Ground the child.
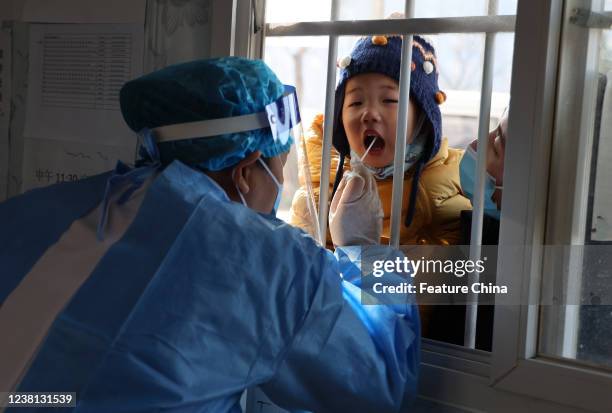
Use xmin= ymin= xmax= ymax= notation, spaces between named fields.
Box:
xmin=291 ymin=34 xmax=470 ymax=246
xmin=290 ymin=34 xmax=471 ymax=338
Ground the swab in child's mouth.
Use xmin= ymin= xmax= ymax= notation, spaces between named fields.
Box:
xmin=361 ymin=136 xmax=378 ymax=162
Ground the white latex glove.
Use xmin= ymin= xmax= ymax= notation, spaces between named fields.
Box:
xmin=329 ymin=158 xmax=384 ymax=246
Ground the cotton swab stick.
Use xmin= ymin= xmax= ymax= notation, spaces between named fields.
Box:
xmin=360 ymin=136 xmax=378 ymax=162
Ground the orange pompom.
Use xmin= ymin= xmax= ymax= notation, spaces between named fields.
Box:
xmin=371 ymin=35 xmax=388 ymax=46
xmin=435 ymin=90 xmax=447 ymax=104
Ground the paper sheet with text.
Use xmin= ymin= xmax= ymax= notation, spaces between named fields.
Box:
xmin=24 ymin=23 xmax=143 ymax=145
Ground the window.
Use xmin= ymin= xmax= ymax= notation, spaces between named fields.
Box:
xmin=537 ymin=3 xmax=612 ymax=369
xmin=263 ymin=0 xmax=517 ymax=356
xmin=239 ymin=0 xmax=612 ymax=411
xmin=263 ymin=0 xmax=515 ymax=234
xmin=262 ymin=0 xmax=516 ymax=348
xmin=490 ymin=0 xmax=612 ymax=411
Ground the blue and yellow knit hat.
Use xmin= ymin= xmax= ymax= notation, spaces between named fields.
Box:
xmin=332 ymin=34 xmax=445 ymax=161
xmin=120 ymin=57 xmax=293 ymax=171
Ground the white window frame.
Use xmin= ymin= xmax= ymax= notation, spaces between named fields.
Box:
xmin=226 ymin=0 xmax=612 ymax=411
xmin=211 ymin=0 xmax=266 ymax=59
xmin=490 ymin=0 xmax=612 ymax=412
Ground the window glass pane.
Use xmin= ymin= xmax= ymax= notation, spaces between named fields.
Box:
xmin=498 ymin=0 xmax=519 ymax=14
xmin=414 ymin=0 xmax=487 ymax=17
xmin=434 ymin=33 xmax=512 ymax=148
xmin=267 ymin=0 xmax=518 ymax=22
xmin=337 ymin=0 xmax=517 ymax=19
xmin=264 ymin=32 xmax=512 ymax=221
xmin=266 ymin=33 xmax=512 ymax=153
xmin=538 ymin=4 xmax=612 ymax=369
xmin=263 ymin=36 xmax=330 ymax=222
xmin=263 ymin=1 xmax=513 ymax=349
xmin=602 ymin=28 xmax=612 ymax=74
xmin=578 ymin=26 xmax=612 ymax=369
xmin=265 ymin=0 xmax=331 ymax=23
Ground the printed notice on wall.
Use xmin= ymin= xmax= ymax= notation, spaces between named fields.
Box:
xmin=22 ymin=0 xmax=146 ymax=24
xmin=24 ymin=23 xmax=143 ymax=145
xmin=0 ymin=25 xmax=12 ymax=201
xmin=21 ymin=137 xmax=137 ymax=192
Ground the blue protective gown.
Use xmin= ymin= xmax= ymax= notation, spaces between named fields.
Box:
xmin=0 ymin=160 xmax=420 ymax=413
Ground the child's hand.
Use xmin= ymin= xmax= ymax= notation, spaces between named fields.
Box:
xmin=329 ymin=159 xmax=383 ymax=246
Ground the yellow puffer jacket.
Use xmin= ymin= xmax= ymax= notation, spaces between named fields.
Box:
xmin=289 ymin=114 xmax=472 ymax=246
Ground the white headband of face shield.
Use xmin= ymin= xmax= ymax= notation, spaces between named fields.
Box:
xmin=151 ymin=85 xmax=300 ymax=145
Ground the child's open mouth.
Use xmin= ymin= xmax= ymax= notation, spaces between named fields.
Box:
xmin=363 ymin=131 xmax=385 ymax=156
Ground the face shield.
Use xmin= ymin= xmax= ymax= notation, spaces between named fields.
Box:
xmin=266 ymin=88 xmax=323 ymax=245
xmin=278 ymin=124 xmax=324 ymax=246
xmin=148 ymin=85 xmax=323 ymax=245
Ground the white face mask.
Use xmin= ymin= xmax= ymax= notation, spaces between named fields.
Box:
xmin=234 ymin=158 xmax=283 ymax=216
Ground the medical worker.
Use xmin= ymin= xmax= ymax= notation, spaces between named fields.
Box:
xmin=0 ymin=57 xmax=419 ymax=413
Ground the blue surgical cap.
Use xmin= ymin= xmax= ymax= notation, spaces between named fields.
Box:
xmin=120 ymin=57 xmax=292 ymax=171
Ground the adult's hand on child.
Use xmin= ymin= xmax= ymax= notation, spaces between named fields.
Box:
xmin=329 ymin=158 xmax=383 ymax=246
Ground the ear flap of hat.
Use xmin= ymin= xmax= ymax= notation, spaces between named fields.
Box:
xmin=332 ymin=83 xmax=351 ymax=156
xmin=412 ymin=106 xmax=438 ymax=161
xmin=410 ymin=35 xmax=443 ymax=162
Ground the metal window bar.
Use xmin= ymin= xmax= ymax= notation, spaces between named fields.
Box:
xmin=318 ymin=0 xmax=340 ymax=243
xmin=464 ymin=0 xmax=499 ymax=350
xmin=266 ymin=15 xmax=516 ymax=37
xmin=570 ymin=8 xmax=612 ymax=28
xmin=265 ymin=2 xmax=511 ymax=350
xmin=390 ymin=0 xmax=415 ymax=248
